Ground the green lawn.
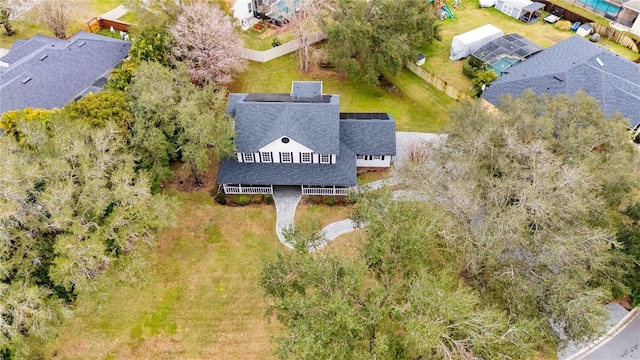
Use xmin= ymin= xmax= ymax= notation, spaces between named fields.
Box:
xmin=45 ymin=188 xmax=281 ymax=359
xmin=229 ymin=53 xmax=456 ymax=132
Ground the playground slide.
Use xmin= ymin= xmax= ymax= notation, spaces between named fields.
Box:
xmin=443 ymin=4 xmax=454 ymax=18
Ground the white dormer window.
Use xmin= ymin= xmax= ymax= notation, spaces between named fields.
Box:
xmin=320 ymin=154 xmax=331 ymax=164
xmin=261 ymin=152 xmax=272 ymax=163
xmin=301 ymin=153 xmax=312 ymax=163
xmin=281 ymin=152 xmax=292 ymax=163
xmin=243 ymin=153 xmax=254 ymax=162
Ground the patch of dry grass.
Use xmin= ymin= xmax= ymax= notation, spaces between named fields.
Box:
xmin=46 ymin=189 xmax=281 ymax=359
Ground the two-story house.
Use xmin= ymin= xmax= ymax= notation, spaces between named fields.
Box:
xmin=216 ymin=81 xmax=396 ymax=195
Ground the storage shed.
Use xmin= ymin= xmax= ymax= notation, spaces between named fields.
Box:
xmin=495 ymin=0 xmax=534 ymax=20
xmin=449 ymin=24 xmax=504 ymax=60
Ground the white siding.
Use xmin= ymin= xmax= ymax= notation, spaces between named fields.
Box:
xmin=232 ymin=0 xmax=254 ymax=21
xmin=356 ymin=155 xmax=391 ymax=168
xmin=257 ymin=136 xmax=336 ymax=164
xmin=259 ymin=136 xmax=314 ymax=163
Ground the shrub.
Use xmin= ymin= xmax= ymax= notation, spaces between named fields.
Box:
xmin=462 ymin=63 xmax=478 ymax=79
xmin=271 ymin=37 xmax=282 ymax=47
xmin=214 ymin=191 xmax=226 ymax=205
xmin=237 ymin=195 xmax=250 ymax=205
xmin=346 ymin=190 xmax=359 ymax=204
xmin=555 ymin=20 xmax=572 ymax=31
xmin=471 ymin=70 xmax=498 ymax=97
xmin=325 ymin=197 xmax=335 ymax=206
xmin=264 ymin=194 xmax=273 ymax=204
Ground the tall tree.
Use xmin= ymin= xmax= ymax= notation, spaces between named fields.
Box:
xmin=126 ymin=62 xmax=234 ymax=188
xmin=34 ymin=0 xmax=74 ymax=39
xmin=169 ymin=1 xmax=246 ymax=85
xmin=321 ymin=0 xmax=439 ymax=85
xmin=261 ymin=194 xmax=539 ymax=359
xmin=401 ymin=91 xmax=640 ymax=345
xmin=283 ymin=0 xmax=325 ymax=72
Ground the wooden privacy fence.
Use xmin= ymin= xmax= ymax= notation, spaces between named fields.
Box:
xmin=405 ymin=63 xmax=471 ymax=102
xmin=590 ymin=23 xmax=639 ymax=52
xmin=241 ymin=31 xmax=326 ymax=62
xmin=83 ymin=18 xmax=130 ymax=34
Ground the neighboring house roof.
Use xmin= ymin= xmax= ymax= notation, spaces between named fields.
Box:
xmin=217 ymin=142 xmax=357 ymax=186
xmin=233 ymin=93 xmax=341 ymax=154
xmin=339 ymin=114 xmax=397 ymax=155
xmin=0 ymin=31 xmax=131 ymax=114
xmin=482 ymin=36 xmax=640 ymax=129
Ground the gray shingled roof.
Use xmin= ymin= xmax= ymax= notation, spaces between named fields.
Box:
xmin=0 ymin=32 xmax=131 ymax=114
xmin=340 ymin=118 xmax=397 ymax=155
xmin=216 ymin=141 xmax=357 ymax=186
xmin=482 ymin=36 xmax=640 ymax=129
xmin=234 ymin=95 xmax=341 ymax=154
xmin=291 ymin=81 xmax=322 ymax=98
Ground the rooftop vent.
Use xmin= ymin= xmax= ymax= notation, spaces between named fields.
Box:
xmin=77 ymin=41 xmax=86 ymax=47
xmin=595 ymin=57 xmax=604 ymax=67
xmin=21 ymin=76 xmax=32 ymax=84
xmin=38 ymin=54 xmax=48 ymax=61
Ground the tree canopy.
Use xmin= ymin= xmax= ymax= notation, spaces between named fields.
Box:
xmin=0 ymin=111 xmax=172 ymax=357
xmin=402 ymin=91 xmax=640 ymax=345
xmin=261 ymin=196 xmax=538 ymax=359
xmin=321 ymin=0 xmax=440 ymax=85
xmin=126 ymin=62 xmax=235 ymax=188
xmin=169 ymin=1 xmax=246 ymax=85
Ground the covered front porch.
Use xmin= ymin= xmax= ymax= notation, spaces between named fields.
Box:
xmin=222 ymin=184 xmax=352 ymax=196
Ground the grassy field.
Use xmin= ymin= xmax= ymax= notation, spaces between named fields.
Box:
xmin=229 ymin=53 xmax=456 ymax=133
xmin=46 ymin=188 xmax=282 ymax=359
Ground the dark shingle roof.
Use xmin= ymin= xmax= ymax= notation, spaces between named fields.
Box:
xmin=482 ymin=36 xmax=640 ymax=129
xmin=291 ymin=81 xmax=322 ymax=98
xmin=340 ymin=117 xmax=397 ymax=155
xmin=0 ymin=35 xmax=61 ymax=64
xmin=0 ymin=32 xmax=131 ymax=114
xmin=216 ymin=141 xmax=357 ymax=186
xmin=234 ymin=95 xmax=341 ymax=154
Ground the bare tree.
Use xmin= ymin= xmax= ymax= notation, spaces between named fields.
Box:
xmin=34 ymin=0 xmax=74 ymax=39
xmin=283 ymin=0 xmax=325 ymax=72
xmin=0 ymin=0 xmax=25 ymax=36
xmin=169 ymin=1 xmax=246 ymax=86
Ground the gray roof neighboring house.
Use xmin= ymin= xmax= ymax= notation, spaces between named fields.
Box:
xmin=482 ymin=36 xmax=640 ymax=130
xmin=233 ymin=94 xmax=341 ymax=154
xmin=217 ymin=141 xmax=357 ymax=186
xmin=0 ymin=31 xmax=131 ymax=114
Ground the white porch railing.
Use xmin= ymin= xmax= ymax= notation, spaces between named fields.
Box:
xmin=302 ymin=186 xmax=350 ymax=196
xmin=224 ymin=184 xmax=273 ymax=194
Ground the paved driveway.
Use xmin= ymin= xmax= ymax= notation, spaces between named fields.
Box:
xmin=582 ymin=310 xmax=640 ymax=360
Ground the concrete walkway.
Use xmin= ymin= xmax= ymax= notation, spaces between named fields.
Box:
xmin=272 ymin=186 xmax=302 ymax=249
xmin=99 ymin=5 xmax=128 ymax=21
